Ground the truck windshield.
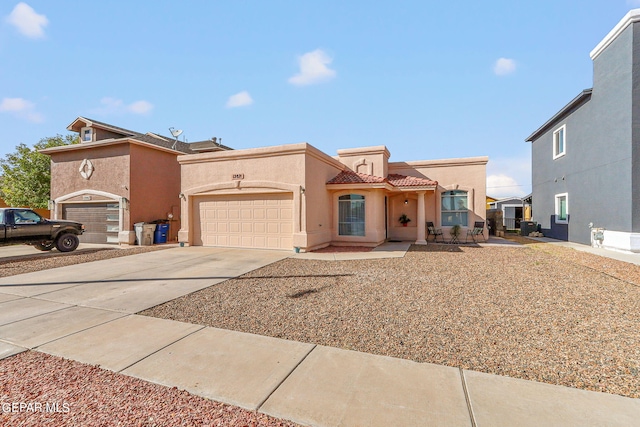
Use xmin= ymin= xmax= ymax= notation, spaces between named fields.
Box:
xmin=0 ymin=211 xmax=3 ymax=223
xmin=13 ymin=209 xmax=42 ymax=224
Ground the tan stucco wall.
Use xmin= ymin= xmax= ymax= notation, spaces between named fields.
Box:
xmin=129 ymin=144 xmax=182 ymax=241
xmin=179 ymin=142 xmax=488 ymax=249
xmin=178 ymin=144 xmax=313 ymax=247
xmin=389 ymin=156 xmax=488 ymax=238
xmin=303 ymin=150 xmax=344 ymax=249
xmin=336 ymin=146 xmax=390 ymax=178
xmin=49 ymin=144 xmax=130 ymax=201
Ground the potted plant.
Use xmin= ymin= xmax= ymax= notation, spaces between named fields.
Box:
xmin=398 ymin=214 xmax=411 ymax=227
xmin=450 ymin=224 xmax=462 ymax=240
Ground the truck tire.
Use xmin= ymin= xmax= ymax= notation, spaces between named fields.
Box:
xmin=55 ymin=233 xmax=79 ymax=252
xmin=34 ymin=241 xmax=55 ymax=251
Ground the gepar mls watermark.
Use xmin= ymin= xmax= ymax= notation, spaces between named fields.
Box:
xmin=1 ymin=401 xmax=70 ymax=413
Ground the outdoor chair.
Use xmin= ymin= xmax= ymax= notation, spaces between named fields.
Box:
xmin=466 ymin=221 xmax=486 ymax=243
xmin=426 ymin=221 xmax=444 ymax=243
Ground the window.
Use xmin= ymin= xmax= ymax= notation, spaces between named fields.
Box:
xmin=441 ymin=190 xmax=468 ymax=226
xmin=81 ymin=127 xmax=93 ymax=143
xmin=553 ymin=125 xmax=566 ymax=159
xmin=555 ymin=193 xmax=568 ymax=223
xmin=338 ymin=194 xmax=365 ymax=236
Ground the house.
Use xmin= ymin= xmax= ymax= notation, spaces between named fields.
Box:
xmin=486 ymin=195 xmax=498 ymax=210
xmin=40 ymin=117 xmax=230 ymax=244
xmin=177 ymin=144 xmax=488 ymax=251
xmin=526 ymin=9 xmax=640 ymax=252
xmin=488 ymin=196 xmax=531 ymax=231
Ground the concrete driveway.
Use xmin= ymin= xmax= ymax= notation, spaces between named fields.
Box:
xmin=0 ymin=246 xmax=290 ymax=313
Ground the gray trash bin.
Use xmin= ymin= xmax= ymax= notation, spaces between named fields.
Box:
xmin=134 ymin=222 xmax=156 ymax=246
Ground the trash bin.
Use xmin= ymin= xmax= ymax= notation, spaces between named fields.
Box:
xmin=134 ymin=222 xmax=156 ymax=246
xmin=154 ymin=223 xmax=169 ymax=244
xmin=520 ymin=221 xmax=537 ymax=236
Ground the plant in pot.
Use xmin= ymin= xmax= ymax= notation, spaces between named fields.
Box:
xmin=398 ymin=214 xmax=411 ymax=227
xmin=450 ymin=224 xmax=462 ymax=239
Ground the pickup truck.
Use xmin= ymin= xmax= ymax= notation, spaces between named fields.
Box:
xmin=0 ymin=208 xmax=84 ymax=252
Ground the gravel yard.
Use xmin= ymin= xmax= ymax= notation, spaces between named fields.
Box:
xmin=142 ymin=242 xmax=640 ymax=399
xmin=0 ymin=351 xmax=301 ymax=427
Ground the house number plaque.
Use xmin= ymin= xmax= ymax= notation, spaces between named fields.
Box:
xmin=232 ymin=174 xmax=244 ymax=180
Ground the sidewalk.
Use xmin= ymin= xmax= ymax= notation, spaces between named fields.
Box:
xmin=1 ymin=245 xmax=639 ymax=426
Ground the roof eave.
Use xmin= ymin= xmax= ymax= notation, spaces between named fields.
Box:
xmin=525 ymin=89 xmax=592 ymax=142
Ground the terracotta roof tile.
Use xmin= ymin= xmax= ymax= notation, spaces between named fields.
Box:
xmin=327 ymin=170 xmax=387 ymax=184
xmin=387 ymin=173 xmax=438 ymax=187
xmin=327 ymin=170 xmax=438 ymax=188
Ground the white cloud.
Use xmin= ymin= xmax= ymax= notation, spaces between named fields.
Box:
xmin=486 ymin=157 xmax=531 ymax=198
xmin=0 ymin=97 xmax=32 ymax=112
xmin=128 ymin=100 xmax=154 ymax=114
xmin=288 ymin=49 xmax=336 ymax=86
xmin=6 ymin=2 xmax=48 ymax=39
xmin=226 ymin=91 xmax=254 ymax=108
xmin=493 ymin=57 xmax=516 ymax=76
xmin=487 ymin=174 xmax=524 ymax=199
xmin=0 ymin=97 xmax=43 ymax=122
xmin=92 ymin=97 xmax=154 ymax=115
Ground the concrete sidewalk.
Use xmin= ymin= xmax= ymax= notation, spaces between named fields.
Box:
xmin=0 ymin=245 xmax=639 ymax=426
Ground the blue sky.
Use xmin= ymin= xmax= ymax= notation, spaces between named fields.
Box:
xmin=1 ymin=1 xmax=638 ymax=198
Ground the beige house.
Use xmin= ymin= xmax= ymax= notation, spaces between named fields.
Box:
xmin=41 ymin=117 xmax=229 ymax=244
xmin=178 ymin=143 xmax=488 ymax=251
xmin=43 ymin=117 xmax=487 ymax=250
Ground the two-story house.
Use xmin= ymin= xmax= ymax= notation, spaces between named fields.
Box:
xmin=526 ymin=9 xmax=640 ymax=253
xmin=40 ymin=117 xmax=230 ymax=244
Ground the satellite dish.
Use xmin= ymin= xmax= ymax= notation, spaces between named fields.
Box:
xmin=169 ymin=127 xmax=184 ymax=150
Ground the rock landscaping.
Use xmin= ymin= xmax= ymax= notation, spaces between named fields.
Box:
xmin=143 ymin=242 xmax=640 ymax=399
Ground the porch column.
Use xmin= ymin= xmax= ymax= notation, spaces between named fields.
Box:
xmin=416 ymin=191 xmax=427 ymax=245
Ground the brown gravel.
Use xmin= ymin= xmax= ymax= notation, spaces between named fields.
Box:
xmin=142 ymin=243 xmax=640 ymax=398
xmin=0 ymin=351 xmax=302 ymax=427
xmin=0 ymin=246 xmax=168 ymax=278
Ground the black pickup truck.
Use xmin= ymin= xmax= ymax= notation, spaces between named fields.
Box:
xmin=0 ymin=208 xmax=84 ymax=252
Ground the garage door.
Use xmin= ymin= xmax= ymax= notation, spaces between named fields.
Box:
xmin=63 ymin=203 xmax=120 ymax=244
xmin=194 ymin=193 xmax=293 ymax=250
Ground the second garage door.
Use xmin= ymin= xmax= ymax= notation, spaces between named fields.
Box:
xmin=194 ymin=193 xmax=293 ymax=250
xmin=63 ymin=203 xmax=120 ymax=244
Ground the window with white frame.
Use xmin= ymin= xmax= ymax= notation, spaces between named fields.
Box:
xmin=338 ymin=194 xmax=365 ymax=236
xmin=553 ymin=125 xmax=566 ymax=159
xmin=555 ymin=193 xmax=568 ymax=223
xmin=441 ymin=190 xmax=468 ymax=226
xmin=81 ymin=127 xmax=93 ymax=143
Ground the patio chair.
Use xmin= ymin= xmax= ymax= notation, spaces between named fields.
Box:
xmin=466 ymin=221 xmax=486 ymax=243
xmin=426 ymin=222 xmax=444 ymax=243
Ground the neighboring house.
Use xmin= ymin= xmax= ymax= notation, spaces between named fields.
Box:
xmin=488 ymin=197 xmax=530 ymax=230
xmin=40 ymin=117 xmax=230 ymax=244
xmin=526 ymin=9 xmax=640 ymax=252
xmin=177 ymin=144 xmax=488 ymax=251
xmin=486 ymin=195 xmax=498 ymax=210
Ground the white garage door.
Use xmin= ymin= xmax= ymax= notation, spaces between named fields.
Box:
xmin=194 ymin=193 xmax=293 ymax=250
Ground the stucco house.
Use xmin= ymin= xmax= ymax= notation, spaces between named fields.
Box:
xmin=177 ymin=144 xmax=488 ymax=251
xmin=41 ymin=117 xmax=229 ymax=244
xmin=526 ymin=9 xmax=640 ymax=252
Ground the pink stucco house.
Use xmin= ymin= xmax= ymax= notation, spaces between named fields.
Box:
xmin=178 ymin=144 xmax=488 ymax=251
xmin=43 ymin=117 xmax=487 ymax=250
xmin=41 ymin=117 xmax=228 ymax=244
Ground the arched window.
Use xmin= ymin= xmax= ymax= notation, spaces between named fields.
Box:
xmin=338 ymin=194 xmax=365 ymax=236
xmin=441 ymin=190 xmax=468 ymax=226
